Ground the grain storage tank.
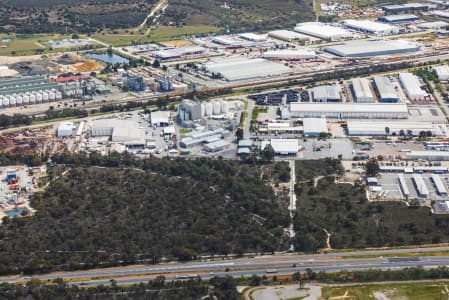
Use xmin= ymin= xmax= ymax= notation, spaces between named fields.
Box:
xmin=3 ymin=96 xmax=9 ymax=107
xmin=213 ymin=100 xmax=221 ymax=115
xmin=221 ymin=101 xmax=229 ymax=114
xmin=48 ymin=90 xmax=56 ymax=101
xmin=54 ymin=90 xmax=62 ymax=100
xmin=22 ymin=93 xmax=29 ymax=105
xmin=15 ymin=94 xmax=23 ymax=106
xmin=34 ymin=92 xmax=42 ymax=104
xmin=0 ymin=96 xmax=4 ymax=108
xmin=29 ymin=93 xmax=36 ymax=104
xmin=205 ymin=102 xmax=213 ymax=116
xmin=9 ymin=95 xmax=16 ymax=107
xmin=201 ymin=102 xmax=206 ymax=117
xmin=34 ymin=92 xmax=43 ymax=103
xmin=42 ymin=91 xmax=49 ymax=102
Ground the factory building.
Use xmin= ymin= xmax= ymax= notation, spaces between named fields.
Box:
xmin=347 ymin=121 xmax=446 ymax=136
xmin=125 ymin=76 xmax=146 ymax=92
xmin=261 ymin=139 xmax=300 ymax=155
xmin=268 ymin=30 xmax=312 ymax=43
xmin=57 ymin=122 xmax=74 ymax=138
xmin=289 ymin=103 xmax=409 ymax=119
xmin=0 ymin=76 xmax=62 ymax=108
xmin=263 ymin=122 xmax=303 ymax=135
xmin=398 ymin=72 xmax=429 ymax=101
xmin=262 ymin=49 xmax=317 ymax=60
xmin=342 ymin=19 xmax=399 ymax=35
xmin=431 ymin=174 xmax=447 ymax=195
xmin=434 ymin=65 xmax=449 ymax=81
xmin=178 ymin=99 xmax=202 ymax=122
xmin=373 ymin=76 xmax=399 ymax=102
xmin=204 ymin=58 xmax=291 ymax=81
xmin=303 ymin=118 xmax=328 ymax=137
xmin=324 ymin=39 xmax=420 ymax=57
xmin=406 ymin=151 xmax=449 ymax=161
xmin=378 ymin=14 xmax=419 ymax=23
xmin=203 ymin=140 xmax=231 ymax=152
xmin=238 ymin=33 xmax=266 ymax=42
xmin=382 ymin=3 xmax=429 ymax=15
xmin=417 ymin=21 xmax=448 ymax=29
xmin=431 ymin=10 xmax=449 ymax=19
xmin=294 ymin=22 xmax=353 ymax=41
xmin=311 ymin=84 xmax=341 ymax=102
xmin=352 ymin=78 xmax=374 ymax=103
xmin=153 ymin=46 xmax=205 ymax=61
xmin=398 ymin=174 xmax=410 ymax=198
xmin=180 ymin=128 xmax=230 ymax=148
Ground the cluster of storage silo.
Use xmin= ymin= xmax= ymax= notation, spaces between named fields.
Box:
xmin=0 ymin=89 xmax=62 ymax=108
xmin=200 ymin=100 xmax=230 ymax=117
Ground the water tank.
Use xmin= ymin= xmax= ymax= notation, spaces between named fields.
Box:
xmin=213 ymin=100 xmax=221 ymax=115
xmin=205 ymin=102 xmax=213 ymax=116
xmin=16 ymin=94 xmax=23 ymax=106
xmin=200 ymin=102 xmax=206 ymax=117
xmin=9 ymin=95 xmax=16 ymax=107
xmin=42 ymin=91 xmax=49 ymax=101
xmin=29 ymin=93 xmax=36 ymax=104
xmin=34 ymin=92 xmax=43 ymax=103
xmin=221 ymin=101 xmax=229 ymax=114
xmin=22 ymin=93 xmax=30 ymax=104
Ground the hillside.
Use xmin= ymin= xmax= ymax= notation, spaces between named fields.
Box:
xmin=0 ymin=156 xmax=290 ymax=275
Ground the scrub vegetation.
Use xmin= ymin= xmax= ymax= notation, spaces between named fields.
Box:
xmin=0 ymin=153 xmax=290 ymax=275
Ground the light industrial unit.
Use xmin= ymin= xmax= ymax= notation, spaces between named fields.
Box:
xmin=378 ymin=14 xmax=419 ymax=23
xmin=372 ymin=76 xmax=399 ymax=102
xmin=303 ymin=118 xmax=328 ymax=136
xmin=324 ymin=39 xmax=420 ymax=57
xmin=289 ymin=103 xmax=409 ymax=119
xmin=294 ymin=22 xmax=353 ymax=41
xmin=434 ymin=65 xmax=449 ymax=81
xmin=152 ymin=46 xmax=206 ymax=60
xmin=267 ymin=30 xmax=312 ymax=42
xmin=398 ymin=72 xmax=429 ymax=101
xmin=406 ymin=151 xmax=449 ymax=160
xmin=352 ymin=77 xmax=374 ymax=103
xmin=57 ymin=122 xmax=74 ymax=138
xmin=416 ymin=21 xmax=448 ymax=29
xmin=311 ymin=85 xmax=341 ymax=102
xmin=261 ymin=139 xmax=300 ymax=155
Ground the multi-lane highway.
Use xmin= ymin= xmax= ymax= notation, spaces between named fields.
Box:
xmin=2 ymin=246 xmax=449 ymax=286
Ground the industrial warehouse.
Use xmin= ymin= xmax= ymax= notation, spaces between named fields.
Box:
xmin=288 ymin=102 xmax=409 ymax=119
xmin=342 ymin=19 xmax=400 ymax=35
xmin=324 ymin=39 xmax=420 ymax=57
xmin=294 ymin=22 xmax=353 ymax=41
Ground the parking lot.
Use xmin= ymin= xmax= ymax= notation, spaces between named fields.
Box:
xmin=299 ymin=139 xmax=354 ymax=160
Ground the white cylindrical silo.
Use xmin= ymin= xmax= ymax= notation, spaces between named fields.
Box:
xmin=0 ymin=97 xmax=3 ymax=108
xmin=9 ymin=95 xmax=16 ymax=107
xmin=16 ymin=94 xmax=23 ymax=106
xmin=3 ymin=96 xmax=9 ymax=107
xmin=29 ymin=93 xmax=36 ymax=104
xmin=55 ymin=90 xmax=62 ymax=100
xmin=213 ymin=100 xmax=221 ymax=115
xmin=34 ymin=92 xmax=43 ymax=103
xmin=221 ymin=101 xmax=229 ymax=114
xmin=205 ymin=102 xmax=213 ymax=116
xmin=48 ymin=91 xmax=56 ymax=101
xmin=42 ymin=91 xmax=49 ymax=102
xmin=22 ymin=93 xmax=30 ymax=105
xmin=201 ymin=102 xmax=206 ymax=117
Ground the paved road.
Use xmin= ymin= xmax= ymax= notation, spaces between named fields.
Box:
xmin=243 ymin=99 xmax=254 ymax=139
xmin=3 ymin=246 xmax=449 ymax=286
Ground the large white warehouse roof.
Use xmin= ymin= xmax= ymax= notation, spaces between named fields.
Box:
xmin=417 ymin=21 xmax=448 ymax=29
xmin=261 ymin=139 xmax=299 ymax=154
xmin=268 ymin=30 xmax=311 ymax=41
xmin=239 ymin=32 xmax=266 ymax=42
xmin=342 ymin=19 xmax=399 ymax=34
xmin=294 ymin=22 xmax=352 ymax=40
xmin=324 ymin=39 xmax=420 ymax=57
xmin=373 ymin=76 xmax=399 ymax=102
xmin=347 ymin=121 xmax=446 ymax=136
xmin=434 ymin=65 xmax=449 ymax=81
xmin=263 ymin=49 xmax=317 ymax=60
xmin=204 ymin=58 xmax=291 ymax=81
xmin=352 ymin=77 xmax=374 ymax=102
xmin=153 ymin=46 xmax=205 ymax=59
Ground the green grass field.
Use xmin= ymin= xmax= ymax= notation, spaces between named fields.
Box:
xmin=94 ymin=25 xmax=222 ymax=46
xmin=322 ymin=282 xmax=449 ymax=299
xmin=0 ymin=34 xmax=102 ymax=56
